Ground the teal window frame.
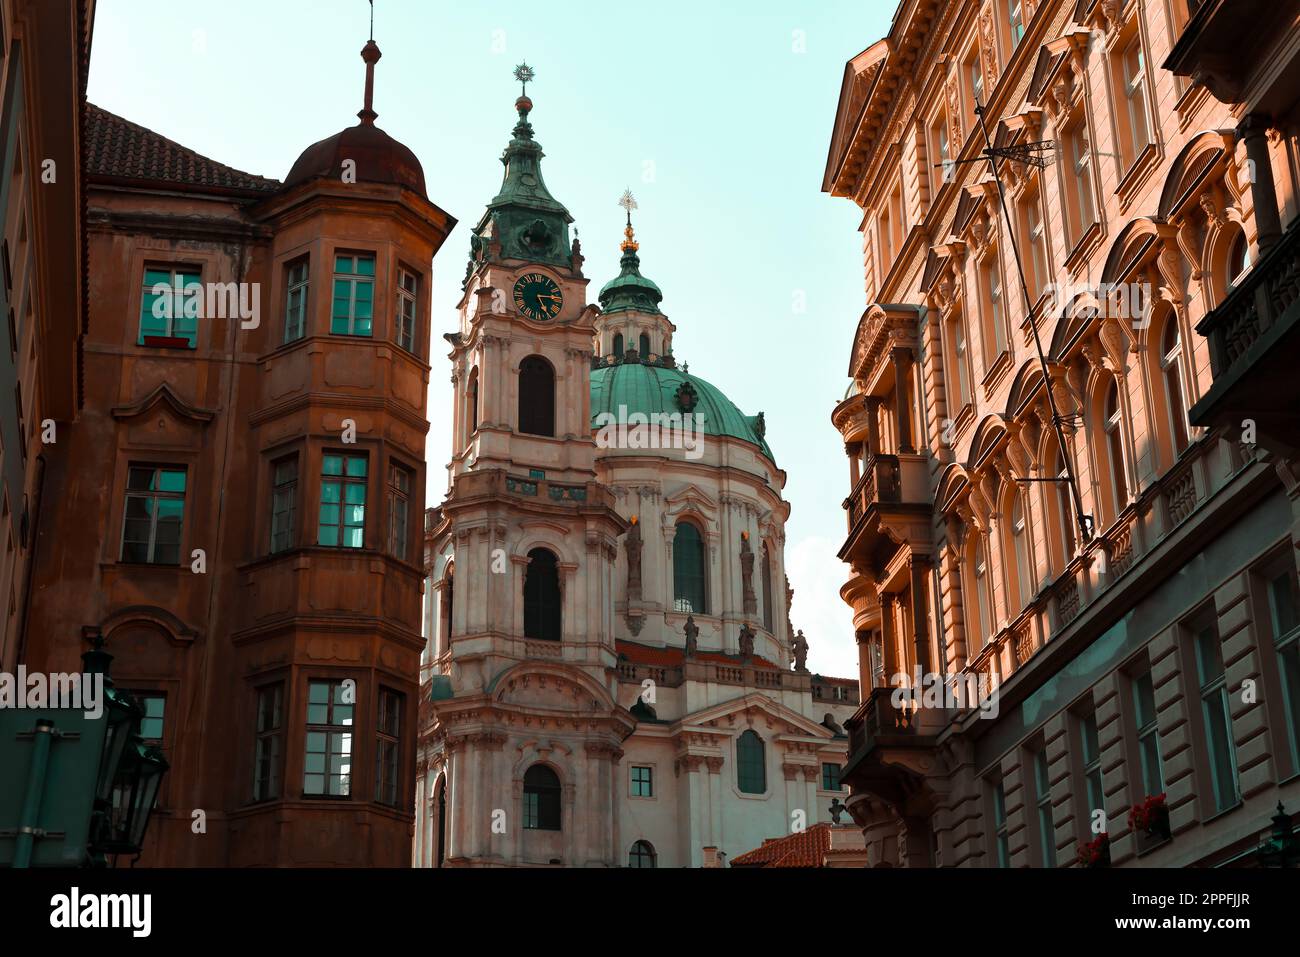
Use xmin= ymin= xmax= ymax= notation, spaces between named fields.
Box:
xmin=992 ymin=778 xmax=1010 ymax=867
xmin=304 ymin=679 xmax=354 ymax=798
xmin=631 ymin=765 xmax=653 ymax=798
xmin=1079 ymin=710 xmax=1104 ymax=818
xmin=375 ymin=687 xmax=402 ymax=807
xmin=330 ymin=253 xmax=375 ymax=337
xmin=1132 ymin=668 xmax=1164 ymax=797
xmin=138 ymin=266 xmax=200 ymax=348
xmin=1266 ymin=567 xmax=1300 ymax=773
xmin=1033 ymin=747 xmax=1055 ymax=867
xmin=821 ymin=762 xmax=842 ymax=791
xmin=387 ymin=463 xmax=412 ymax=561
xmin=318 ymin=453 xmax=367 ymax=549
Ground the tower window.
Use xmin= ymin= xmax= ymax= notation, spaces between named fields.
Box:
xmin=631 ymin=765 xmax=653 ymax=797
xmin=304 ymin=679 xmax=354 ymax=798
xmin=672 ymin=521 xmax=707 ymax=614
xmin=638 ymin=332 xmax=650 ymax=357
xmin=737 ymin=729 xmax=766 ymax=794
xmin=318 ymin=453 xmax=367 ymax=548
xmin=270 ymin=456 xmax=298 ymax=554
xmin=518 ymin=355 xmax=555 ymax=437
xmin=284 ymin=258 xmax=309 ymax=343
xmin=761 ymin=542 xmax=774 ymax=632
xmin=396 ymin=266 xmax=418 ymax=352
xmin=523 ymin=764 xmax=561 ymax=830
xmin=331 ymin=253 xmax=375 ymax=336
xmin=524 ymin=547 xmax=562 ymax=641
xmin=253 ymin=683 xmax=283 ymax=802
xmin=375 ymin=687 xmax=402 ymax=807
xmin=387 ymin=463 xmax=412 ymax=560
xmin=613 ymin=334 xmax=624 ymax=358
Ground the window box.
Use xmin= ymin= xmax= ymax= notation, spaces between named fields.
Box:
xmin=1129 ymin=792 xmax=1171 ymax=851
xmin=140 ymin=335 xmax=194 ymax=350
xmin=1076 ymin=832 xmax=1111 ymax=868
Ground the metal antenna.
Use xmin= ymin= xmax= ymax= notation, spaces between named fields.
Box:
xmin=368 ymin=0 xmax=374 ymax=42
xmin=938 ymin=100 xmax=1094 ymax=544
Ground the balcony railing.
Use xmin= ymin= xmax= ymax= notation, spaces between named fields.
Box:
xmin=1197 ymin=219 xmax=1300 ymax=381
xmin=843 ymin=453 xmax=902 ymax=529
xmin=845 ymin=686 xmax=916 ymax=757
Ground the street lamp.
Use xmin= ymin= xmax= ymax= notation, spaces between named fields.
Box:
xmin=97 ymin=738 xmax=168 ymax=858
xmin=1258 ymin=801 xmax=1297 ymax=868
xmin=82 ymin=636 xmax=142 ymax=807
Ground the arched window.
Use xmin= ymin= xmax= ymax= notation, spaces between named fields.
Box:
xmin=1008 ymin=493 xmax=1032 ymax=609
xmin=1048 ymin=445 xmax=1076 ymax=573
xmin=628 ymin=840 xmax=656 ymax=868
xmin=639 ymin=332 xmax=651 ymax=358
xmin=613 ymin=334 xmax=624 ymax=358
xmin=1101 ymin=378 xmax=1128 ymax=523
xmin=518 ymin=356 xmax=555 ymax=437
xmin=522 ymin=764 xmax=561 ymax=830
xmin=467 ymin=367 xmax=479 ymax=435
xmin=1225 ymin=227 xmax=1251 ymax=292
xmin=673 ymin=521 xmax=707 ymax=614
xmin=442 ymin=563 xmax=455 ymax=640
xmin=524 ymin=548 xmax=561 ymax=641
xmin=737 ymin=729 xmax=766 ymax=794
xmin=1160 ymin=316 xmax=1190 ymax=455
xmin=761 ymin=543 xmax=774 ymax=632
xmin=966 ymin=534 xmax=991 ymax=651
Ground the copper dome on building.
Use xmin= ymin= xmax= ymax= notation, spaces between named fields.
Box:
xmin=283 ymin=39 xmax=426 ymax=199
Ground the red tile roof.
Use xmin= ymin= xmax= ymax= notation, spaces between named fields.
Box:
xmin=85 ymin=103 xmax=281 ymax=195
xmin=616 ymin=639 xmax=780 ymax=670
xmin=730 ymin=823 xmax=835 ymax=868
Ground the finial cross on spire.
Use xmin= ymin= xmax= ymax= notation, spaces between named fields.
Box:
xmin=514 ymin=63 xmax=535 ymax=96
xmin=619 ymin=189 xmax=638 ymax=225
xmin=618 ymin=189 xmax=640 ymax=252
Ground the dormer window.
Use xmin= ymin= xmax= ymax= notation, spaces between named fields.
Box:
xmin=331 ymin=253 xmax=374 ymax=337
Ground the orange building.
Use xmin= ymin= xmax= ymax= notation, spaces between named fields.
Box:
xmin=824 ymin=0 xmax=1300 ymax=867
xmin=22 ymin=38 xmax=455 ymax=866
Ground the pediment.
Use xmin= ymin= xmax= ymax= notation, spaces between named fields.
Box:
xmin=111 ymin=383 xmax=215 ymax=425
xmin=675 ymin=692 xmax=831 ymax=739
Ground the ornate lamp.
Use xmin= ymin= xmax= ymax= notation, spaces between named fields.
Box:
xmin=1259 ymin=802 xmax=1297 ymax=868
xmin=100 ymin=739 xmax=168 ymax=856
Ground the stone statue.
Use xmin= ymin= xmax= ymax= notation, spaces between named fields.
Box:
xmin=791 ymin=628 xmax=809 ymax=673
xmin=625 ymin=516 xmax=642 ymax=601
xmin=829 ymin=797 xmax=847 ymax=825
xmin=738 ymin=622 xmax=755 ymax=661
xmin=739 ymin=532 xmax=756 ymax=616
xmin=683 ymin=614 xmax=698 ymax=658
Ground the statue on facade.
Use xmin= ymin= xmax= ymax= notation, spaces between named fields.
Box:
xmin=739 ymin=532 xmax=756 ymax=616
xmin=791 ymin=628 xmax=809 ymax=673
xmin=625 ymin=515 xmax=642 ymax=601
xmin=829 ymin=797 xmax=847 ymax=825
xmin=738 ymin=623 xmax=755 ymax=661
xmin=683 ymin=614 xmax=699 ymax=658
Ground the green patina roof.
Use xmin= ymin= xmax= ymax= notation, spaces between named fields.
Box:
xmin=469 ymin=95 xmax=575 ymax=269
xmin=590 ymin=362 xmax=774 ymax=462
xmin=598 ymin=245 xmax=663 ymax=315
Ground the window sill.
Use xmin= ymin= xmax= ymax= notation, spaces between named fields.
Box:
xmin=1064 ymin=221 xmax=1104 ymax=277
xmin=139 ymin=335 xmax=195 ymax=350
xmin=980 ymin=350 xmax=1013 ymax=400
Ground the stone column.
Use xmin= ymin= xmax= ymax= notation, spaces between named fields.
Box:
xmin=891 ymin=347 xmax=915 ymax=454
xmin=909 ymin=555 xmax=933 ymax=675
xmin=1238 ymin=114 xmax=1283 ymax=255
xmin=880 ymin=594 xmax=899 ymax=684
xmin=864 ymin=396 xmax=884 ymax=456
xmin=847 ymin=441 xmax=862 ymax=486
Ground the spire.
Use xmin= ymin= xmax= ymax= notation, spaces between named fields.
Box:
xmin=358 ymin=38 xmax=381 ymax=124
xmin=472 ymin=63 xmax=576 ymax=269
xmin=599 ymin=191 xmax=664 ymax=317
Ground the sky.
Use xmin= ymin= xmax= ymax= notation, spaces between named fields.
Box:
xmin=87 ymin=0 xmax=895 ymax=677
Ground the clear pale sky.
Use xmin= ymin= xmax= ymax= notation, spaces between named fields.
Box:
xmin=87 ymin=0 xmax=894 ymax=677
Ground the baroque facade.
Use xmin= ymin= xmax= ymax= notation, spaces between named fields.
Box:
xmin=825 ymin=0 xmax=1300 ymax=866
xmin=414 ymin=83 xmax=859 ymax=868
xmin=22 ymin=39 xmax=455 ymax=865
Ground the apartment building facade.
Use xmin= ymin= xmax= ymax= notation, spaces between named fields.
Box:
xmin=21 ymin=39 xmax=456 ymax=865
xmin=824 ymin=0 xmax=1300 ymax=866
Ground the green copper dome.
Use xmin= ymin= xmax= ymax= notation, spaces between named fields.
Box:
xmin=598 ymin=245 xmax=663 ymax=315
xmin=590 ymin=362 xmax=774 ymax=461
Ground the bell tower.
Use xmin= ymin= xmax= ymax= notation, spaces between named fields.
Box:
xmin=417 ymin=67 xmax=634 ymax=868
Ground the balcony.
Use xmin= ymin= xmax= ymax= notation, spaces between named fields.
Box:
xmin=840 ymin=686 xmax=943 ymax=810
xmin=839 ymin=453 xmax=931 ymax=564
xmin=1189 ymin=221 xmax=1300 ymax=456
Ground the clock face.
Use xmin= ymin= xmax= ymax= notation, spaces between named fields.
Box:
xmin=513 ymin=273 xmax=563 ymax=322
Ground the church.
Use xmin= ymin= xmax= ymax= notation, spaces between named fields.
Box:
xmin=413 ymin=69 xmax=859 ymax=868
